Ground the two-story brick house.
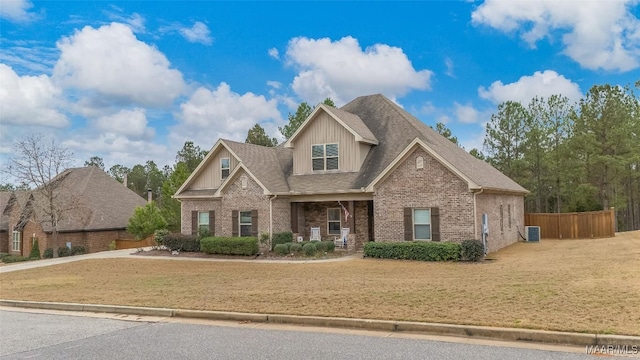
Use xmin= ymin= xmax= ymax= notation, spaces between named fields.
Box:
xmin=174 ymin=94 xmax=528 ymax=252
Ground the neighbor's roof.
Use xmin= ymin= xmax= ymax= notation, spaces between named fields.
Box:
xmin=0 ymin=191 xmax=11 ymax=231
xmin=21 ymin=166 xmax=147 ymax=232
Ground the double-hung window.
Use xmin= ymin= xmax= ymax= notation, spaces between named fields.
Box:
xmin=221 ymin=158 xmax=230 ymax=179
xmin=240 ymin=211 xmax=252 ymax=237
xmin=12 ymin=231 xmax=21 ymax=251
xmin=327 ymin=208 xmax=341 ymax=235
xmin=413 ymin=209 xmax=431 ymax=240
xmin=312 ymin=144 xmax=339 ymax=171
xmin=198 ymin=212 xmax=209 ymax=234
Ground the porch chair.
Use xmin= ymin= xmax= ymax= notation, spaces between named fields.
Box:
xmin=310 ymin=227 xmax=321 ymax=241
xmin=340 ymin=228 xmax=350 ymax=248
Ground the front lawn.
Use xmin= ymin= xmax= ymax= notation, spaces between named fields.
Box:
xmin=1 ymin=231 xmax=639 ymax=335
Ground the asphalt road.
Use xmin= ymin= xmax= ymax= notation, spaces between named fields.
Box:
xmin=0 ymin=310 xmax=604 ymax=360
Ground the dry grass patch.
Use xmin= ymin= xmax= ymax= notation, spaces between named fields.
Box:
xmin=1 ymin=231 xmax=639 ymax=335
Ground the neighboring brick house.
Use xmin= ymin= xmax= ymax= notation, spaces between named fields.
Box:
xmin=2 ymin=166 xmax=147 ymax=257
xmin=175 ymin=94 xmax=528 ymax=253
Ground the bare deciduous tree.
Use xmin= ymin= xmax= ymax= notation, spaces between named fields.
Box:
xmin=7 ymin=134 xmax=76 ymax=255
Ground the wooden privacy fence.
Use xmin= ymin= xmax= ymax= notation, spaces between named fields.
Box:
xmin=524 ymin=208 xmax=615 ymax=239
xmin=115 ymin=235 xmax=155 ymax=250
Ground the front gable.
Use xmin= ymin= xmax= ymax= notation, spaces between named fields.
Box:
xmin=175 ymin=140 xmax=241 ymax=197
xmin=284 ymin=105 xmax=376 ymax=175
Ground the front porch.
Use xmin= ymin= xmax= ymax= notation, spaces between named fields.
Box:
xmin=289 ymin=200 xmax=374 ymax=251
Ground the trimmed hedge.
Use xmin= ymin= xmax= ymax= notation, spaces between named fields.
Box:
xmin=43 ymin=248 xmax=53 ymax=259
xmin=461 ymin=239 xmax=485 ymax=262
xmin=200 ymin=236 xmax=259 ymax=256
xmin=364 ymin=241 xmax=460 ymax=262
xmin=58 ymin=247 xmax=71 ymax=257
xmin=302 ymin=242 xmax=317 ymax=256
xmin=315 ymin=241 xmax=328 ymax=253
xmin=163 ymin=234 xmax=200 ymax=252
xmin=2 ymin=255 xmax=30 ymax=263
xmin=290 ymin=243 xmax=302 ymax=254
xmin=325 ymin=241 xmax=335 ymax=253
xmin=71 ymin=246 xmax=86 ymax=256
xmin=274 ymin=243 xmax=289 ymax=256
xmin=271 ymin=231 xmax=293 ymax=250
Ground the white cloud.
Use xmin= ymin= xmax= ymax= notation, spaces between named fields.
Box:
xmin=437 ymin=115 xmax=451 ymax=125
xmin=0 ymin=0 xmax=37 ymax=22
xmin=179 ymin=21 xmax=213 ymax=45
xmin=478 ymin=70 xmax=582 ymax=105
xmin=445 ymin=57 xmax=455 ymax=78
xmin=266 ymin=80 xmax=282 ymax=89
xmin=268 ymin=47 xmax=279 ymax=59
xmin=173 ymin=83 xmax=282 ymax=146
xmin=53 ymin=23 xmax=185 ymax=107
xmin=286 ymin=36 xmax=433 ymax=105
xmin=0 ymin=64 xmax=68 ymax=127
xmin=453 ymin=102 xmax=481 ymax=124
xmin=472 ymin=0 xmax=640 ymax=72
xmin=94 ymin=108 xmax=154 ymax=139
xmin=64 ymin=132 xmax=170 ymax=169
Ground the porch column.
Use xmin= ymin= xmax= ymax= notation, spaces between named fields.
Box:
xmin=348 ymin=201 xmax=355 ymax=233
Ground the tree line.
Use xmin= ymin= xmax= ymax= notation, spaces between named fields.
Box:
xmin=480 ymin=83 xmax=639 ymax=231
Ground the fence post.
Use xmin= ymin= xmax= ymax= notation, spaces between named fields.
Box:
xmin=610 ymin=207 xmax=616 ymax=236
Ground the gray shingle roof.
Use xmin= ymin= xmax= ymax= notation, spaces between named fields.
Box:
xmin=0 ymin=191 xmax=11 ymax=231
xmin=21 ymin=166 xmax=147 ymax=232
xmin=186 ymin=94 xmax=526 ymax=196
xmin=342 ymin=94 xmax=527 ymax=193
xmin=322 ymin=105 xmax=379 ymax=144
xmin=224 ymin=140 xmax=291 ymax=193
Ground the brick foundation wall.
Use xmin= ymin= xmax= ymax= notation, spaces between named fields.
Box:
xmin=475 ymin=193 xmax=524 ymax=252
xmin=373 ymin=148 xmax=475 ymax=243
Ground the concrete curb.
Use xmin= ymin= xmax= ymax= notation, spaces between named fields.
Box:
xmin=2 ymin=299 xmax=638 ymax=348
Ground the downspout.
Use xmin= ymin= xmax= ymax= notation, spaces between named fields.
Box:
xmin=473 ymin=188 xmax=484 ymax=239
xmin=269 ymin=194 xmax=278 ymax=250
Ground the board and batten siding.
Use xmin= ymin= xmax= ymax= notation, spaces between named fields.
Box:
xmin=189 ymin=148 xmax=239 ymax=189
xmin=292 ymin=112 xmax=371 ymax=175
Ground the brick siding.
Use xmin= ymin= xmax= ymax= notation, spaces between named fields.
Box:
xmin=373 ymin=148 xmax=475 ymax=243
xmin=475 ymin=193 xmax=524 ymax=252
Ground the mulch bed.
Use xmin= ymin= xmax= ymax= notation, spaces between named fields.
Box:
xmin=132 ymin=248 xmax=353 ymax=260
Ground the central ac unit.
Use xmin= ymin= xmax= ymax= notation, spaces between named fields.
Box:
xmin=524 ymin=226 xmax=541 ymax=242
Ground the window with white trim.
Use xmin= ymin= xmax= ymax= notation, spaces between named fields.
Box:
xmin=198 ymin=211 xmax=209 ymax=234
xmin=327 ymin=208 xmax=341 ymax=235
xmin=12 ymin=231 xmax=21 ymax=251
xmin=221 ymin=158 xmax=230 ymax=179
xmin=312 ymin=144 xmax=339 ymax=171
xmin=240 ymin=211 xmax=252 ymax=237
xmin=413 ymin=209 xmax=431 ymax=240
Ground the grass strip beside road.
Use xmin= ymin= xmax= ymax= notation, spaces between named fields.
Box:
xmin=1 ymin=232 xmax=639 ymax=336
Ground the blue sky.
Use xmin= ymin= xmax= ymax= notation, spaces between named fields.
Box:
xmin=1 ymin=1 xmax=639 ymax=176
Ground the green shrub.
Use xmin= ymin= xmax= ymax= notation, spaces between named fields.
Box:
xmin=71 ymin=246 xmax=86 ymax=256
xmin=363 ymin=241 xmax=460 ymax=262
xmin=43 ymin=248 xmax=53 ymax=259
xmin=315 ymin=241 xmax=328 ymax=253
xmin=163 ymin=234 xmax=200 ymax=252
xmin=154 ymin=229 xmax=170 ymax=246
xmin=29 ymin=240 xmax=41 ymax=260
xmin=325 ymin=241 xmax=335 ymax=252
xmin=200 ymin=237 xmax=259 ymax=256
xmin=0 ymin=253 xmax=9 ymax=261
xmin=460 ymin=239 xmax=485 ymax=262
xmin=290 ymin=243 xmax=302 ymax=254
xmin=108 ymin=241 xmax=117 ymax=251
xmin=127 ymin=202 xmax=167 ymax=240
xmin=274 ymin=243 xmax=289 ymax=256
xmin=57 ymin=247 xmax=71 ymax=257
xmin=1 ymin=255 xmax=30 ymax=263
xmin=302 ymin=242 xmax=317 ymax=256
xmin=271 ymin=231 xmax=293 ymax=250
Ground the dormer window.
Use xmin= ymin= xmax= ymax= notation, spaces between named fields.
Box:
xmin=221 ymin=158 xmax=230 ymax=179
xmin=312 ymin=143 xmax=339 ymax=171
